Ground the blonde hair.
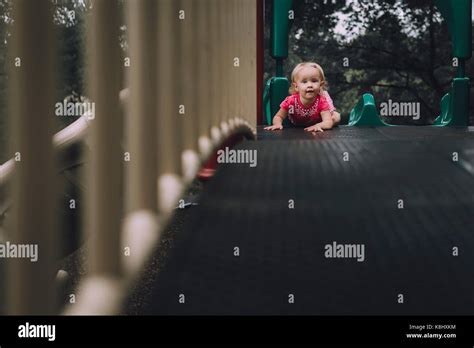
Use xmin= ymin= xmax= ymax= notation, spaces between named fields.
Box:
xmin=288 ymin=62 xmax=327 ymax=95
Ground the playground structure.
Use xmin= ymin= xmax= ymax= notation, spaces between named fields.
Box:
xmin=0 ymin=0 xmax=473 ymax=316
xmin=263 ymin=0 xmax=472 ymax=127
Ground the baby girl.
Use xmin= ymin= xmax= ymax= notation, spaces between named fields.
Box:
xmin=264 ymin=62 xmax=340 ymax=132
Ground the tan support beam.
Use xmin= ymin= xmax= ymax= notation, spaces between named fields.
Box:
xmin=7 ymin=0 xmax=56 ymax=315
xmin=197 ymin=0 xmax=213 ymax=158
xmin=179 ymin=0 xmax=200 ymax=182
xmin=85 ymin=0 xmax=123 ymax=277
xmin=209 ymin=0 xmax=221 ymax=144
xmin=244 ymin=0 xmax=257 ymax=130
xmin=232 ymin=0 xmax=244 ymax=129
xmin=157 ymin=0 xmax=184 ymax=213
xmin=220 ymin=0 xmax=231 ymax=133
xmin=233 ymin=2 xmax=240 ymax=128
xmin=237 ymin=0 xmax=243 ymax=125
xmin=249 ymin=0 xmax=258 ymax=129
xmin=241 ymin=0 xmax=247 ymax=126
xmin=126 ymin=0 xmax=158 ymax=213
xmin=119 ymin=0 xmax=162 ymax=280
xmin=233 ymin=0 xmax=242 ymax=128
xmin=65 ymin=0 xmax=124 ymax=315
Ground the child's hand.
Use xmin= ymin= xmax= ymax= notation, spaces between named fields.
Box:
xmin=264 ymin=125 xmax=283 ymax=131
xmin=304 ymin=124 xmax=324 ymax=132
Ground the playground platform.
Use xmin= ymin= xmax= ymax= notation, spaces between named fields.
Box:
xmin=126 ymin=126 xmax=474 ymax=315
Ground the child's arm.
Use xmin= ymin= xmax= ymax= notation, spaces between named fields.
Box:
xmin=304 ymin=111 xmax=334 ymax=132
xmin=264 ymin=108 xmax=288 ymax=131
xmin=321 ymin=91 xmax=341 ymax=125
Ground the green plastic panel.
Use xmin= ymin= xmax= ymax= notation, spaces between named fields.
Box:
xmin=434 ymin=0 xmax=472 ymax=59
xmin=433 ymin=93 xmax=450 ymax=125
xmin=348 ymin=93 xmax=387 ymax=127
xmin=264 ymin=77 xmax=291 ymax=126
xmin=450 ymin=78 xmax=470 ymax=126
xmin=271 ymin=0 xmax=293 ymax=59
xmin=263 ymin=79 xmax=273 ymax=125
xmin=434 ymin=78 xmax=470 ymax=126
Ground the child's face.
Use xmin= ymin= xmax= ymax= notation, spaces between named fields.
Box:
xmin=293 ymin=66 xmax=323 ymax=99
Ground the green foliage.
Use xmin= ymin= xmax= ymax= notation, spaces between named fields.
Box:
xmin=55 ymin=0 xmax=89 ymax=129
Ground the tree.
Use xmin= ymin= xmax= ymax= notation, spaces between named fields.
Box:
xmin=54 ymin=0 xmax=91 ymax=128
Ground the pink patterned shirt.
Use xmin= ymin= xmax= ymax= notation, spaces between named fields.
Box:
xmin=280 ymin=91 xmax=335 ymax=126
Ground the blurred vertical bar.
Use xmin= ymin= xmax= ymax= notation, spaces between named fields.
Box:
xmin=236 ymin=0 xmax=244 ymax=125
xmin=127 ymin=0 xmax=157 ymax=213
xmin=8 ymin=0 xmax=56 ymax=315
xmin=246 ymin=0 xmax=257 ymax=129
xmin=197 ymin=0 xmax=212 ymax=157
xmin=221 ymin=0 xmax=230 ymax=129
xmin=121 ymin=0 xmax=161 ymax=280
xmin=209 ymin=0 xmax=221 ymax=143
xmin=157 ymin=0 xmax=183 ymax=213
xmin=86 ymin=0 xmax=122 ymax=276
xmin=229 ymin=0 xmax=237 ymax=125
xmin=256 ymin=0 xmax=264 ymax=125
xmin=180 ymin=0 xmax=200 ymax=181
xmin=239 ymin=0 xmax=246 ymax=126
xmin=245 ymin=0 xmax=251 ymax=125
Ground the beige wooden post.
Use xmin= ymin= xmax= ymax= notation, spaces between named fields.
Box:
xmin=239 ymin=0 xmax=246 ymax=127
xmin=209 ymin=0 xmax=221 ymax=145
xmin=121 ymin=0 xmax=161 ymax=278
xmin=247 ymin=0 xmax=258 ymax=130
xmin=197 ymin=0 xmax=213 ymax=158
xmin=85 ymin=0 xmax=123 ymax=277
xmin=64 ymin=0 xmax=124 ymax=315
xmin=157 ymin=0 xmax=184 ymax=213
xmin=179 ymin=0 xmax=200 ymax=182
xmin=233 ymin=0 xmax=242 ymax=128
xmin=221 ymin=0 xmax=231 ymax=135
xmin=7 ymin=0 xmax=56 ymax=315
xmin=242 ymin=0 xmax=257 ymax=131
xmin=126 ymin=0 xmax=157 ymax=213
xmin=241 ymin=0 xmax=248 ymax=126
xmin=231 ymin=0 xmax=241 ymax=128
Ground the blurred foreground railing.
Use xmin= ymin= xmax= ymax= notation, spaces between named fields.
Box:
xmin=2 ymin=0 xmax=256 ymax=315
